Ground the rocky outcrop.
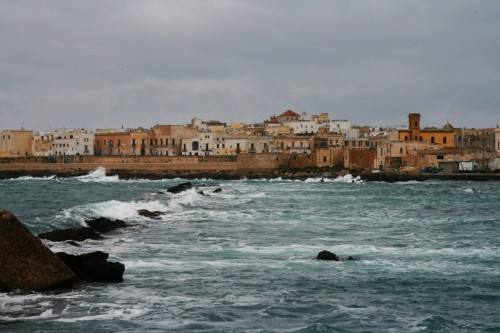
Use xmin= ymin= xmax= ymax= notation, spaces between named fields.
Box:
xmin=85 ymin=217 xmax=127 ymax=233
xmin=166 ymin=182 xmax=193 ymax=194
xmin=317 ymin=250 xmax=340 ymax=261
xmin=213 ymin=187 xmax=222 ymax=193
xmin=57 ymin=251 xmax=125 ymax=283
xmin=38 ymin=227 xmax=102 ymax=242
xmin=317 ymin=250 xmax=355 ymax=261
xmin=0 ymin=210 xmax=75 ymax=292
xmin=137 ymin=209 xmax=166 ymax=219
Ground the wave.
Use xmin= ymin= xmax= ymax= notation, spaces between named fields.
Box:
xmin=3 ymin=175 xmax=57 ymax=181
xmin=74 ymin=166 xmax=119 ymax=183
xmin=305 ymin=174 xmax=364 ymax=183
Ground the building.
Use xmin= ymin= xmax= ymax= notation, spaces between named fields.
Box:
xmin=0 ymin=128 xmax=33 ymax=157
xmin=496 ymin=127 xmax=500 ymax=153
xmin=32 ymin=132 xmax=54 ymax=156
xmin=152 ymin=125 xmax=198 ymax=156
xmin=52 ymin=129 xmax=94 ymax=156
xmin=277 ymin=110 xmax=302 ymax=123
xmin=274 ymin=135 xmax=311 ymax=154
xmin=287 ymin=120 xmax=319 ymax=135
xmin=398 ymin=113 xmax=454 ymax=147
xmin=94 ymin=129 xmax=133 ymax=156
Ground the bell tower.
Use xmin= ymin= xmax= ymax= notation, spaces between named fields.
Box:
xmin=408 ymin=113 xmax=421 ymax=141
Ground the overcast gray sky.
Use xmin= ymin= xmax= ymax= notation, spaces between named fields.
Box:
xmin=1 ymin=1 xmax=499 ymax=131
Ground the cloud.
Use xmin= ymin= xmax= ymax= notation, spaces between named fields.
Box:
xmin=1 ymin=0 xmax=499 ymax=130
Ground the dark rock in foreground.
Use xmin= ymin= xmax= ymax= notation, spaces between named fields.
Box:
xmin=0 ymin=210 xmax=75 ymax=292
xmin=138 ymin=209 xmax=166 ymax=219
xmin=317 ymin=250 xmax=355 ymax=261
xmin=57 ymin=251 xmax=125 ymax=283
xmin=317 ymin=250 xmax=340 ymax=261
xmin=85 ymin=217 xmax=127 ymax=233
xmin=167 ymin=182 xmax=193 ymax=194
xmin=38 ymin=227 xmax=102 ymax=242
xmin=213 ymin=187 xmax=222 ymax=193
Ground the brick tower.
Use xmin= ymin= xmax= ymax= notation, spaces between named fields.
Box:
xmin=408 ymin=113 xmax=421 ymax=141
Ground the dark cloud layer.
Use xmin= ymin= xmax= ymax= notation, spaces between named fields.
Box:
xmin=1 ymin=1 xmax=499 ymax=130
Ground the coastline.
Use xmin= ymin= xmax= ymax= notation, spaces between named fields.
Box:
xmin=0 ymin=163 xmax=498 ymax=181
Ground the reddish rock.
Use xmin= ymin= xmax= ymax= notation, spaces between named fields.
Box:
xmin=0 ymin=210 xmax=75 ymax=292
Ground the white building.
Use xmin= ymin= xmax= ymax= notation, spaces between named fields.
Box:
xmin=52 ymin=129 xmax=94 ymax=156
xmin=330 ymin=120 xmax=359 ymax=139
xmin=287 ymin=121 xmax=319 ymax=135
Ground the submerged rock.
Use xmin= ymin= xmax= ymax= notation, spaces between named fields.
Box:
xmin=213 ymin=187 xmax=222 ymax=193
xmin=38 ymin=227 xmax=102 ymax=242
xmin=317 ymin=250 xmax=340 ymax=261
xmin=85 ymin=217 xmax=127 ymax=233
xmin=57 ymin=251 xmax=125 ymax=283
xmin=138 ymin=209 xmax=165 ymax=219
xmin=0 ymin=210 xmax=75 ymax=292
xmin=167 ymin=182 xmax=193 ymax=194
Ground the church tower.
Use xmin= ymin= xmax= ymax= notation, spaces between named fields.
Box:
xmin=408 ymin=113 xmax=421 ymax=141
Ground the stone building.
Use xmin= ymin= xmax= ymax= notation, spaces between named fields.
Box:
xmin=0 ymin=128 xmax=33 ymax=157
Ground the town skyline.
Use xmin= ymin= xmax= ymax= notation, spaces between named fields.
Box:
xmin=1 ymin=1 xmax=499 ymax=130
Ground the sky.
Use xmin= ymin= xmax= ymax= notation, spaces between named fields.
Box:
xmin=1 ymin=1 xmax=499 ymax=131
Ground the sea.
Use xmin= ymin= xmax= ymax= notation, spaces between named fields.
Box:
xmin=0 ymin=167 xmax=498 ymax=332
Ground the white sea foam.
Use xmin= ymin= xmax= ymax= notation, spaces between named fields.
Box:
xmin=75 ymin=166 xmax=119 ymax=182
xmin=462 ymin=187 xmax=474 ymax=193
xmin=304 ymin=174 xmax=364 ymax=183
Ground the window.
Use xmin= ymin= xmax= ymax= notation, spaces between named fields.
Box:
xmin=443 ymin=137 xmax=447 ymax=144
xmin=109 ymin=140 xmax=113 ymax=147
xmin=172 ymin=139 xmax=175 ymax=145
xmin=431 ymin=136 xmax=435 ymax=144
xmin=117 ymin=139 xmax=121 ymax=147
xmin=404 ymin=136 xmax=408 ymax=141
xmin=192 ymin=141 xmax=199 ymax=151
xmin=437 ymin=155 xmax=444 ymax=160
xmin=400 ymin=148 xmax=403 ymax=154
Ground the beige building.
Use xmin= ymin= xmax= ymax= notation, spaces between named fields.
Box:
xmin=0 ymin=128 xmax=33 ymax=157
xmin=152 ymin=125 xmax=198 ymax=156
xmin=33 ymin=132 xmax=54 ymax=156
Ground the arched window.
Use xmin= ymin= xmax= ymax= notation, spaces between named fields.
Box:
xmin=192 ymin=141 xmax=199 ymax=151
xmin=404 ymin=136 xmax=408 ymax=141
xmin=109 ymin=140 xmax=114 ymax=147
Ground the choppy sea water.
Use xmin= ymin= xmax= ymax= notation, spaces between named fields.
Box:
xmin=0 ymin=168 xmax=499 ymax=332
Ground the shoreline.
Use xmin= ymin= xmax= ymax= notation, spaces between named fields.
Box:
xmin=0 ymin=165 xmax=499 ymax=181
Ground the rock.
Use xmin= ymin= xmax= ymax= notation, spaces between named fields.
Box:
xmin=213 ymin=187 xmax=222 ymax=193
xmin=38 ymin=227 xmax=102 ymax=242
xmin=317 ymin=250 xmax=340 ymax=261
xmin=67 ymin=241 xmax=80 ymax=247
xmin=197 ymin=190 xmax=206 ymax=196
xmin=56 ymin=251 xmax=125 ymax=283
xmin=0 ymin=210 xmax=75 ymax=292
xmin=85 ymin=217 xmax=127 ymax=233
xmin=166 ymin=182 xmax=193 ymax=194
xmin=137 ymin=209 xmax=165 ymax=219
